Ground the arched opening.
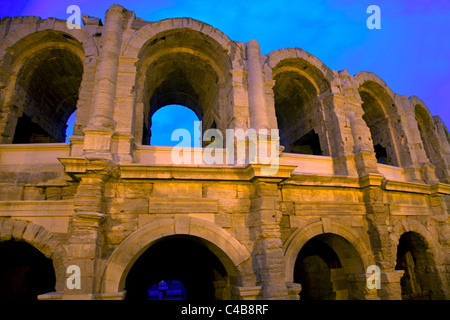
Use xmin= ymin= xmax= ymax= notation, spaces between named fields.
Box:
xmin=395 ymin=232 xmax=443 ymax=300
xmin=414 ymin=105 xmax=445 ymax=180
xmin=272 ymin=58 xmax=329 ymax=155
xmin=136 ymin=29 xmax=231 ymax=146
xmin=0 ymin=240 xmax=55 ymax=301
xmin=293 ymin=233 xmax=365 ymax=300
xmin=150 ymin=104 xmax=201 ymax=147
xmin=11 ymin=45 xmax=83 ymax=144
xmin=358 ymin=82 xmax=399 ymax=166
xmin=124 ymin=235 xmax=232 ymax=300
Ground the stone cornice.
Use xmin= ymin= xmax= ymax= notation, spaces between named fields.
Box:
xmin=58 ymin=157 xmax=118 ymax=181
xmin=119 ymin=163 xmax=297 ymax=182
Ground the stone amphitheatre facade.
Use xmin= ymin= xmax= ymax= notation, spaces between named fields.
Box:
xmin=0 ymin=5 xmax=449 ymax=300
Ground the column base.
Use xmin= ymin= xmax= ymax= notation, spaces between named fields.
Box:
xmin=347 ymin=273 xmax=379 ymax=300
xmin=379 ymin=270 xmax=405 ymax=300
xmin=286 ymin=282 xmax=302 ymax=300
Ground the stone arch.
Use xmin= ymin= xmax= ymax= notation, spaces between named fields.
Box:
xmin=101 ymin=216 xmax=251 ymax=294
xmin=354 ymin=71 xmax=406 ymax=167
xmin=125 ymin=19 xmax=238 ymax=145
xmin=354 ymin=71 xmax=396 ymax=105
xmin=283 ymin=219 xmax=372 ymax=284
xmin=122 ymin=18 xmax=237 ymax=60
xmin=411 ymin=96 xmax=449 ymax=181
xmin=410 ymin=96 xmax=433 ymax=123
xmin=0 ymin=21 xmax=97 ymax=143
xmin=264 ymin=48 xmax=336 ymax=89
xmin=391 ymin=218 xmax=443 ymax=265
xmin=0 ymin=19 xmax=98 ymax=62
xmin=264 ymin=48 xmax=336 ymax=156
xmin=391 ymin=218 xmax=446 ymax=299
xmin=0 ymin=219 xmax=65 ymax=292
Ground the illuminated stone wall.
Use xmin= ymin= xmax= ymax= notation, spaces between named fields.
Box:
xmin=0 ymin=5 xmax=449 ymax=300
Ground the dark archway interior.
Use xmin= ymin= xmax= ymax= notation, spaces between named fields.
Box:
xmin=359 ymin=84 xmax=398 ymax=166
xmin=395 ymin=232 xmax=444 ymax=300
xmin=142 ymin=52 xmax=218 ymax=145
xmin=0 ymin=240 xmax=56 ymax=301
xmin=13 ymin=46 xmax=83 ymax=143
xmin=294 ymin=237 xmax=341 ymax=300
xmin=124 ymin=236 xmax=229 ymax=300
xmin=290 ymin=130 xmax=323 ymax=155
xmin=139 ymin=28 xmax=231 ymax=145
xmin=274 ymin=70 xmax=323 ymax=155
xmin=374 ymin=143 xmax=388 ymax=164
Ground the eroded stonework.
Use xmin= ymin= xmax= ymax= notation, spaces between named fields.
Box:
xmin=0 ymin=5 xmax=449 ymax=300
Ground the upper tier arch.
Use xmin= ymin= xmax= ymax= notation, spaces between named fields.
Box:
xmin=0 ymin=18 xmax=98 ymax=63
xmin=122 ymin=17 xmax=240 ymax=64
xmin=264 ymin=47 xmax=336 ymax=93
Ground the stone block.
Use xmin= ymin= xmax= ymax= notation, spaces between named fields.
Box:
xmin=108 ymin=198 xmax=148 ymax=214
xmin=219 ymin=198 xmax=251 ymax=214
xmin=23 ymin=186 xmax=45 ymax=200
xmin=61 ymin=184 xmax=78 ymax=199
xmin=0 ymin=183 xmax=23 ymax=201
xmin=107 ymin=231 xmax=131 ymax=245
xmin=69 ymin=230 xmax=99 ymax=244
xmin=203 ymin=183 xmax=237 ymax=199
xmin=46 ymin=187 xmax=62 ymax=200
xmin=116 ymin=182 xmax=153 ymax=198
xmin=11 ymin=219 xmax=28 ymax=239
xmin=149 ymin=198 xmax=218 ymax=214
xmin=0 ymin=219 xmax=14 ymax=240
xmin=214 ymin=213 xmax=231 ymax=228
xmin=68 ymin=243 xmax=97 ymax=259
xmin=22 ymin=223 xmax=41 ymax=242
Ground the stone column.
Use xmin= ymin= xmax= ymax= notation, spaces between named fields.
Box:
xmin=245 ymin=39 xmax=269 ymax=130
xmin=349 ymin=111 xmax=380 ymax=177
xmin=83 ymin=5 xmax=125 ymax=158
xmin=88 ymin=5 xmax=124 ymax=129
xmin=229 ymin=69 xmax=250 ymax=131
xmin=393 ymin=95 xmax=425 ymax=181
xmin=111 ymin=56 xmax=139 ymax=164
xmin=319 ymin=92 xmax=359 ymax=176
xmin=361 ymin=175 xmax=401 ymax=299
xmin=250 ymin=178 xmax=289 ymax=299
xmin=338 ymin=70 xmax=380 ymax=177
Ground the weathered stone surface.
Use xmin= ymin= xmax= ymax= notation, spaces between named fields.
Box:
xmin=0 ymin=4 xmax=449 ymax=301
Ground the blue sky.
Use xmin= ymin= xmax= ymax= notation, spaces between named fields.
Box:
xmin=2 ymin=0 xmax=449 ymax=145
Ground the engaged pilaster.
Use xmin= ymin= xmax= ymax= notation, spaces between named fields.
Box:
xmin=250 ymin=177 xmax=289 ymax=299
xmin=59 ymin=158 xmax=116 ymax=299
xmin=361 ymin=175 xmax=401 ymax=299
